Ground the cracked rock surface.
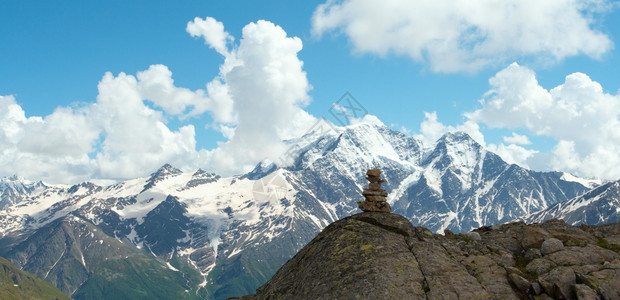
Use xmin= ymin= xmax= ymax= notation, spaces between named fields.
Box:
xmin=236 ymin=213 xmax=620 ymax=300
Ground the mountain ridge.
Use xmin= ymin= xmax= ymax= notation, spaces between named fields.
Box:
xmin=524 ymin=179 xmax=620 ymax=226
xmin=0 ymin=122 xmax=608 ymax=299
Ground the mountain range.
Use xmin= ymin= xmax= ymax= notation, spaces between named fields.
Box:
xmin=0 ymin=121 xmax=615 ymax=299
xmin=524 ymin=179 xmax=620 ymax=225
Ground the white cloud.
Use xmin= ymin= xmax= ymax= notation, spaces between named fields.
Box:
xmin=312 ymin=0 xmax=613 ymax=72
xmin=186 ymin=17 xmax=234 ymax=56
xmin=487 ymin=143 xmax=538 ymax=168
xmin=0 ymin=95 xmax=27 ymax=148
xmin=188 ymin=18 xmax=316 ymax=174
xmin=0 ymin=95 xmax=100 ymax=183
xmin=411 ymin=63 xmax=620 ymax=179
xmin=468 ymin=63 xmax=620 ymax=179
xmin=503 ymin=132 xmax=532 ymax=145
xmin=137 ymin=64 xmax=210 ymax=118
xmin=415 ymin=111 xmax=485 ymax=147
xmin=0 ymin=17 xmax=316 ymax=183
xmin=92 ymin=72 xmax=202 ymax=180
xmin=0 ymin=70 xmax=206 ymax=183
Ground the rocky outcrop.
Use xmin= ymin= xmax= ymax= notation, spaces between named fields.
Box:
xmin=237 ymin=214 xmax=620 ymax=299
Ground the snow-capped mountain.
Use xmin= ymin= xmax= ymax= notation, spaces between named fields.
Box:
xmin=389 ymin=131 xmax=593 ymax=232
xmin=281 ymin=125 xmax=591 ymax=233
xmin=0 ymin=164 xmax=322 ymax=299
xmin=0 ymin=122 xmax=597 ymax=299
xmin=523 ymin=179 xmax=620 ymax=225
xmin=0 ymin=175 xmax=49 ymax=209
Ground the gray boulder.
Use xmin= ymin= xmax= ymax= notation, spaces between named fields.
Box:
xmin=541 ymin=238 xmax=564 ymax=255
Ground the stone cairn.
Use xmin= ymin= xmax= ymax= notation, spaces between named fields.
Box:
xmin=357 ymin=169 xmax=391 ymax=213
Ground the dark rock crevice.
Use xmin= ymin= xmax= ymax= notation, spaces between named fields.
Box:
xmin=405 ymin=236 xmax=431 ymax=300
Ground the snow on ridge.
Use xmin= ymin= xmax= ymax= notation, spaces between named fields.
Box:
xmin=388 ymin=167 xmax=423 ymax=204
xmin=521 ymin=180 xmax=620 ymax=225
xmin=560 ymin=173 xmax=601 ymax=189
xmin=423 ymin=159 xmax=444 ymax=196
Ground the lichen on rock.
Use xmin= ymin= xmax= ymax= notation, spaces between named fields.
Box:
xmin=235 ymin=217 xmax=620 ymax=299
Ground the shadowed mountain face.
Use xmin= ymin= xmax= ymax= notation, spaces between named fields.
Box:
xmin=0 ymin=123 xmax=601 ymax=299
xmin=239 ymin=213 xmax=620 ymax=300
xmin=2 ymin=214 xmax=204 ymax=299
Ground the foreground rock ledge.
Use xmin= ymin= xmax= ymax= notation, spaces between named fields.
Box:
xmin=233 ymin=213 xmax=620 ymax=300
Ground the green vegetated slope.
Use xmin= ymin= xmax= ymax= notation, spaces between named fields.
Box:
xmin=2 ymin=215 xmax=205 ymax=300
xmin=205 ymin=218 xmax=319 ymax=299
xmin=73 ymin=253 xmax=204 ymax=300
xmin=0 ymin=256 xmax=70 ymax=300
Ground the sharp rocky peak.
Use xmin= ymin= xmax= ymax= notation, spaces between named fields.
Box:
xmin=152 ymin=163 xmax=182 ymax=176
xmin=142 ymin=164 xmax=183 ymax=191
xmin=182 ymin=168 xmax=221 ymax=189
xmin=2 ymin=174 xmax=25 ymax=182
xmin=423 ymin=131 xmax=485 ymax=168
xmin=66 ymin=182 xmax=101 ymax=194
xmin=303 ymin=122 xmax=420 ymax=167
xmin=0 ymin=175 xmax=32 ymax=188
xmin=434 ymin=131 xmax=481 ymax=150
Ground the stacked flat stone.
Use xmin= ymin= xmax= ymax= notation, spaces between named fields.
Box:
xmin=357 ymin=169 xmax=391 ymax=213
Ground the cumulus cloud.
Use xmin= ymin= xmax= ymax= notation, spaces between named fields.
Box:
xmin=415 ymin=111 xmax=485 ymax=147
xmin=186 ymin=17 xmax=234 ymax=56
xmin=467 ymin=63 xmax=620 ymax=179
xmin=187 ymin=18 xmax=316 ymax=174
xmin=312 ymin=0 xmax=613 ymax=72
xmin=0 ymin=95 xmax=99 ymax=183
xmin=137 ymin=64 xmax=210 ymax=118
xmin=0 ymin=17 xmax=315 ymax=183
xmin=503 ymin=133 xmax=532 ymax=145
xmin=410 ymin=63 xmax=620 ymax=179
xmin=0 ymin=70 xmax=206 ymax=183
xmin=92 ymin=72 xmax=203 ymax=180
xmin=486 ymin=143 xmax=538 ymax=168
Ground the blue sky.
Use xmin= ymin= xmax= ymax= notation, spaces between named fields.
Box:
xmin=1 ymin=0 xmax=619 ymax=183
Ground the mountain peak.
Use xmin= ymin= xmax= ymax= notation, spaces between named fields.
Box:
xmin=438 ymin=131 xmax=477 ymax=145
xmin=142 ymin=164 xmax=183 ymax=191
xmin=423 ymin=131 xmax=485 ymax=171
xmin=155 ymin=163 xmax=182 ymax=175
xmin=181 ymin=168 xmax=221 ymax=189
xmin=4 ymin=174 xmax=24 ymax=182
xmin=0 ymin=175 xmax=29 ymax=186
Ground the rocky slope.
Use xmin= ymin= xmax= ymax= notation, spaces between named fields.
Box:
xmin=0 ymin=256 xmax=70 ymax=300
xmin=239 ymin=213 xmax=620 ymax=299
